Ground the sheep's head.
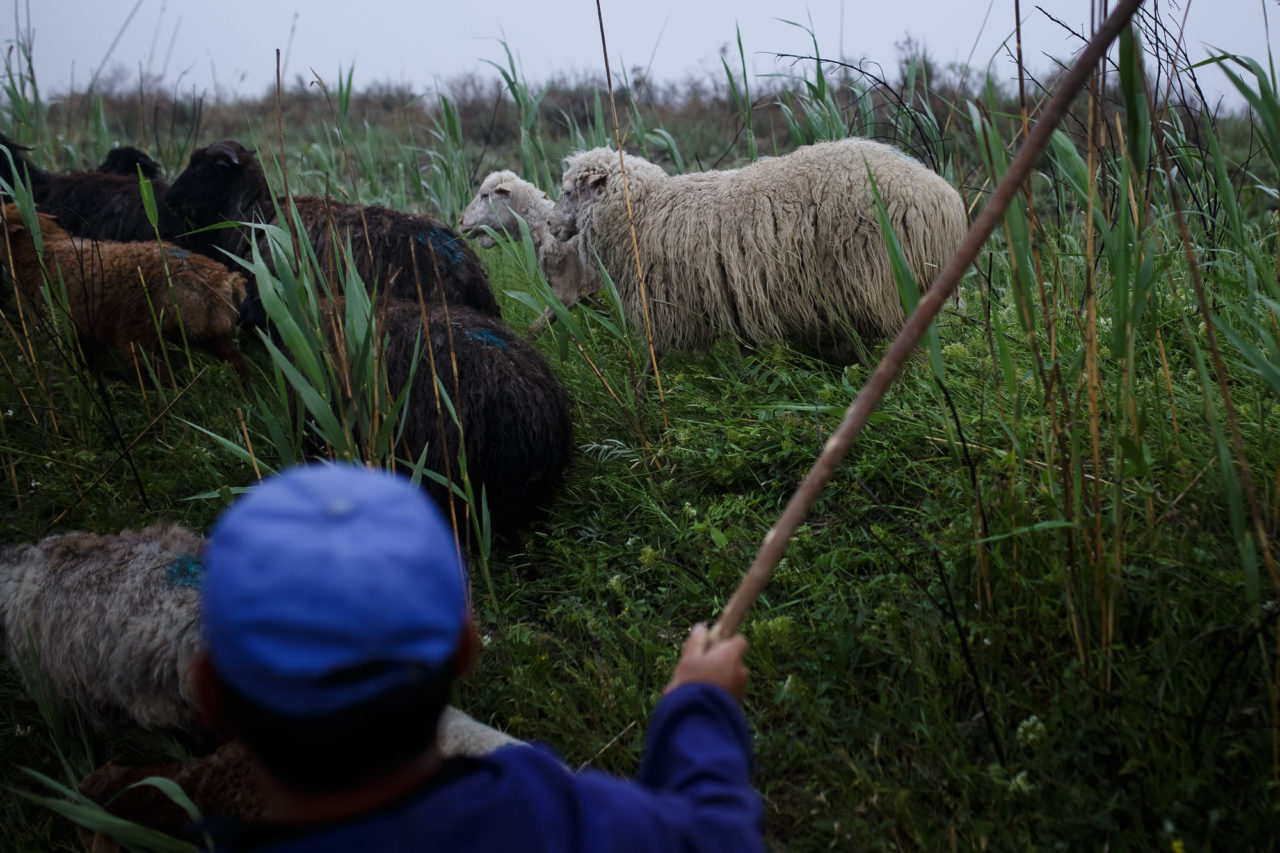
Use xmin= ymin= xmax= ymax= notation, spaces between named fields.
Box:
xmin=0 ymin=203 xmax=63 ymax=263
xmin=550 ymin=171 xmax=608 ymax=243
xmin=460 ymin=171 xmax=539 ymax=248
xmin=167 ymin=140 xmax=268 ymax=227
xmin=98 ymin=147 xmax=163 ymax=181
xmin=540 ymin=237 xmax=601 ymax=309
xmin=0 ymin=134 xmax=47 ymax=200
xmin=0 ymin=205 xmax=19 ymax=264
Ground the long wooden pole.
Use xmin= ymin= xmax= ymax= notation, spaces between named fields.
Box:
xmin=711 ymin=0 xmax=1148 ymax=641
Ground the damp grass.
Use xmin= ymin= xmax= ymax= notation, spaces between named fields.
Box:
xmin=2 ymin=11 xmax=1280 ymax=851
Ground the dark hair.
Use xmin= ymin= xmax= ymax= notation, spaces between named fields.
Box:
xmin=213 ymin=660 xmax=456 ymax=793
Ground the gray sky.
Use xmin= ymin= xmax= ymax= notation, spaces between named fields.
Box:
xmin=9 ymin=1 xmax=1278 ymax=105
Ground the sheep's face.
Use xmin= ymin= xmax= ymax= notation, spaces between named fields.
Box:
xmin=460 ymin=181 xmax=522 ymax=248
xmin=541 ymin=240 xmax=600 ymax=307
xmin=550 ymin=170 xmax=608 ymax=242
xmin=0 ymin=203 xmax=44 ymax=262
xmin=167 ymin=141 xmax=265 ymax=226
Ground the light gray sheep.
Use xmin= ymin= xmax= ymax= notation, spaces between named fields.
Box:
xmin=460 ymin=170 xmax=601 ymax=335
xmin=0 ymin=523 xmax=525 ymax=752
xmin=0 ymin=522 xmax=205 ymax=731
xmin=548 ymin=139 xmax=968 ymax=356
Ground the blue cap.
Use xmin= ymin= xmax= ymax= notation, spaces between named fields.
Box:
xmin=201 ymin=464 xmax=468 ymax=716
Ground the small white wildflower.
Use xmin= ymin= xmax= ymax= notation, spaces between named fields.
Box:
xmin=625 ymin=536 xmax=637 ymax=548
xmin=1016 ymin=714 xmax=1047 ymax=749
xmin=682 ymin=502 xmax=697 ymax=519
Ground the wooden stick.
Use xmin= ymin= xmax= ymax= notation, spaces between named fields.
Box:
xmin=710 ymin=0 xmax=1149 ymax=642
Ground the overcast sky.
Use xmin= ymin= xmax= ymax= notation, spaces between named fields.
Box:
xmin=9 ymin=1 xmax=1278 ymax=106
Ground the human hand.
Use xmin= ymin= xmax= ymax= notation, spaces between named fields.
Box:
xmin=664 ymin=622 xmax=749 ymax=702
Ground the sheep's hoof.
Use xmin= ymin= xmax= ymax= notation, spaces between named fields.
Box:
xmin=526 ymin=307 xmax=557 ymax=340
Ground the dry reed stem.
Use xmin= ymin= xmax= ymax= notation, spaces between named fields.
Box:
xmin=1161 ymin=150 xmax=1278 ymax=597
xmin=594 ymin=0 xmax=670 ymax=438
xmin=1153 ymin=328 xmax=1181 ymax=451
xmin=410 ymin=241 xmax=467 ymax=560
xmin=236 ymin=407 xmax=261 ymax=482
xmin=710 ymin=0 xmax=1149 ymax=642
xmin=1082 ymin=20 xmax=1108 ymax=685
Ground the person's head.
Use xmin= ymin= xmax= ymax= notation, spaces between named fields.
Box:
xmin=195 ymin=463 xmax=475 ymax=794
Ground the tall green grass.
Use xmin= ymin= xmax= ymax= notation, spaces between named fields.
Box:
xmin=1 ymin=13 xmax=1279 ymax=850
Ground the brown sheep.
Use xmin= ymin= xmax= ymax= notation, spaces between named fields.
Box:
xmin=0 ymin=204 xmax=246 ymax=378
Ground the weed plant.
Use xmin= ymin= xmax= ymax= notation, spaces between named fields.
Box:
xmin=1 ymin=7 xmax=1278 ymax=851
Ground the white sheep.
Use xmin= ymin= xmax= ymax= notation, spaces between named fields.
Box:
xmin=548 ymin=139 xmax=968 ymax=357
xmin=0 ymin=523 xmax=524 ymax=752
xmin=460 ymin=169 xmax=602 ymax=335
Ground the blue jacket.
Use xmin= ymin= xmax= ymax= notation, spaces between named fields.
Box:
xmin=209 ymin=683 xmax=763 ymax=852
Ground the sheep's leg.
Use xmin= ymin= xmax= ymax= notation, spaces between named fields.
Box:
xmin=526 ymin=306 xmax=558 ymax=340
xmin=210 ymin=335 xmax=249 ymax=380
xmin=632 ymin=355 xmax=654 ymax=401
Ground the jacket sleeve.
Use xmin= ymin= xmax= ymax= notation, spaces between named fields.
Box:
xmin=551 ymin=683 xmax=762 ymax=852
xmin=630 ymin=682 xmax=764 ymax=850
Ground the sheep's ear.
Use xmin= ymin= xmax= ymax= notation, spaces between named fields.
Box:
xmin=494 ymin=186 xmax=511 ymax=197
xmin=586 ymin=172 xmax=607 ymax=195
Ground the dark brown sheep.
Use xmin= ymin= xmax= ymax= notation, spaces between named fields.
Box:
xmin=167 ymin=140 xmax=501 ymax=327
xmin=315 ymin=299 xmax=572 ymax=531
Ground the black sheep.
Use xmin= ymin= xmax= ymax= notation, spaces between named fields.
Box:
xmin=318 ymin=299 xmax=572 ymax=532
xmin=167 ymin=140 xmax=501 ymax=327
xmin=0 ymin=132 xmax=180 ymax=241
xmin=36 ymin=168 xmax=181 ymax=243
xmin=97 ymin=146 xmax=164 ymax=180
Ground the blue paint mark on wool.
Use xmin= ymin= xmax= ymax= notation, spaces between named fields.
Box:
xmin=167 ymin=555 xmax=204 ymax=588
xmin=453 ymin=324 xmax=508 ymax=350
xmin=417 ymin=227 xmax=464 ymax=269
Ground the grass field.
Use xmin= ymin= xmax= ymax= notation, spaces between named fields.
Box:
xmin=2 ymin=5 xmax=1279 ymax=850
